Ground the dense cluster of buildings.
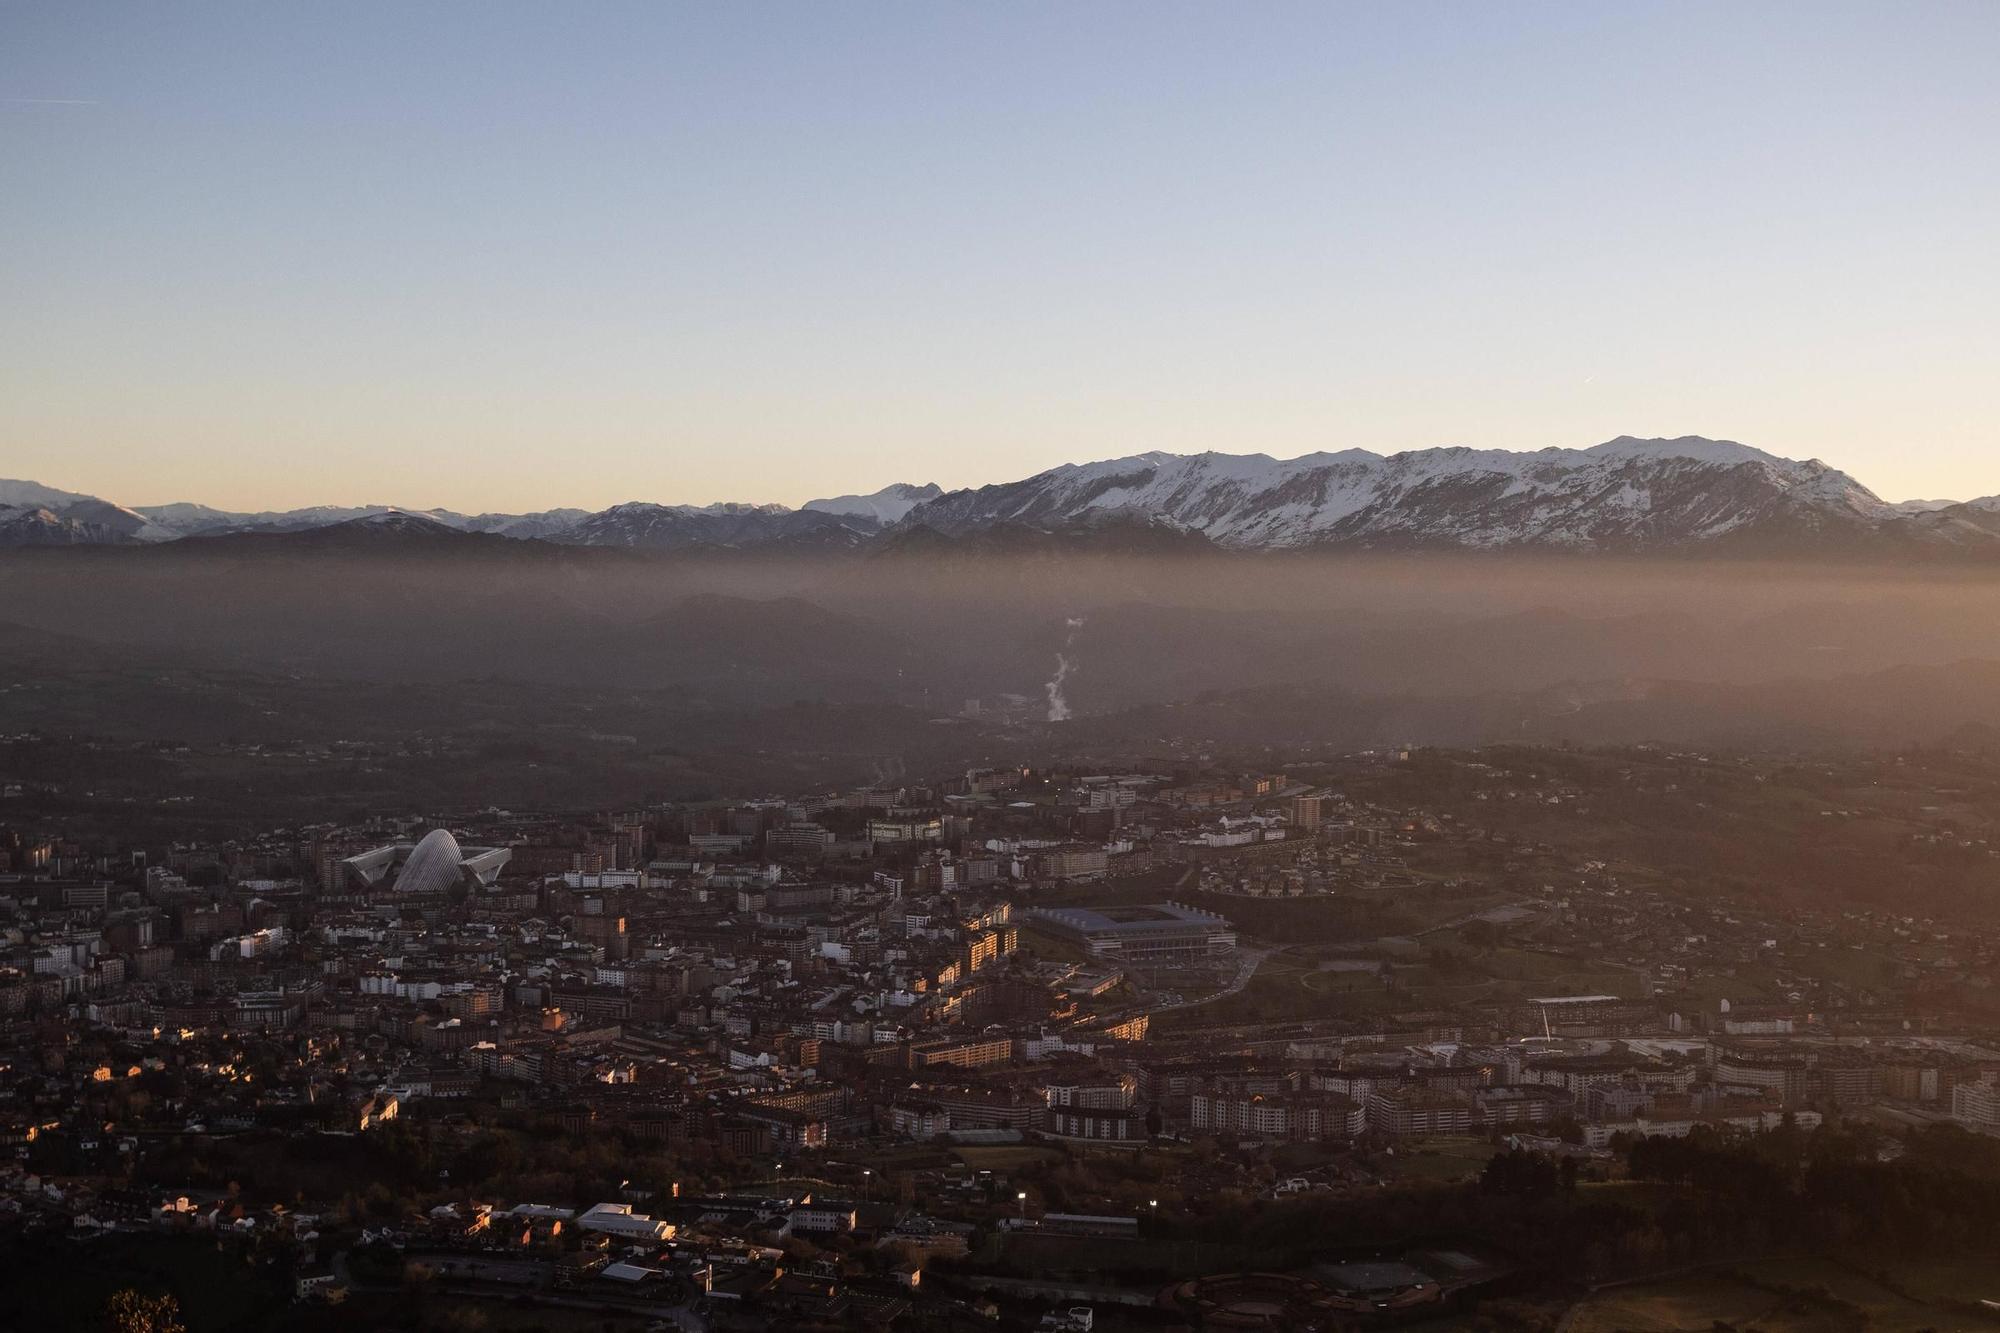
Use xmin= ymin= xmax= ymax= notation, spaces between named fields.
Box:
xmin=3 ymin=752 xmax=2000 ymax=1321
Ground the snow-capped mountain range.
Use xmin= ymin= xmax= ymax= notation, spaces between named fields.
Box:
xmin=899 ymin=436 xmax=1936 ymax=552
xmin=5 ymin=437 xmax=1997 ymax=555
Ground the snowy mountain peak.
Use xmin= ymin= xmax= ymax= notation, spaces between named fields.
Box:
xmin=336 ymin=508 xmax=462 ymax=534
xmin=0 ymin=478 xmax=96 ymax=510
xmin=1583 ymin=435 xmax=1783 ymax=466
xmin=896 ymin=436 xmax=1903 ymax=553
xmin=803 ymin=482 xmax=943 ymax=524
xmin=0 ymin=502 xmax=138 ymax=546
xmin=557 ymin=500 xmax=879 ymax=550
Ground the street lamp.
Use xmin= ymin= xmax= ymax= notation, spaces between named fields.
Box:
xmin=1016 ymin=1190 xmax=1027 ymax=1219
xmin=861 ymin=1168 xmax=871 ymax=1199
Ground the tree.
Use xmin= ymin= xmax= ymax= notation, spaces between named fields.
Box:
xmin=1480 ymin=1148 xmax=1559 ymax=1199
xmin=107 ymin=1290 xmax=186 ymax=1333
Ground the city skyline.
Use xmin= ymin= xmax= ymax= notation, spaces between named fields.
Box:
xmin=4 ymin=3 xmax=1996 ymax=511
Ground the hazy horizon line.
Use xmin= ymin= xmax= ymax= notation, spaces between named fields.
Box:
xmin=5 ymin=432 xmax=1979 ymax=517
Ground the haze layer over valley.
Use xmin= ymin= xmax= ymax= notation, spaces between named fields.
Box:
xmin=13 ymin=434 xmax=2000 ymax=808
xmin=11 ymin=543 xmax=2000 ymax=770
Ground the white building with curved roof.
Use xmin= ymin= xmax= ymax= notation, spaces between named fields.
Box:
xmin=397 ymin=829 xmax=469 ymax=895
xmin=335 ymin=828 xmax=510 ymax=894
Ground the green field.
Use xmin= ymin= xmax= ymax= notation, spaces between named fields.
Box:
xmin=953 ymin=1145 xmax=1065 ymax=1170
xmin=1566 ymin=1256 xmax=2000 ymax=1333
xmin=1374 ymin=1137 xmax=1496 ymax=1184
xmin=1153 ymin=952 xmax=1398 ymax=1030
xmin=1567 ymin=1275 xmax=1831 ymax=1333
xmin=1154 ymin=934 xmax=1654 ymax=1032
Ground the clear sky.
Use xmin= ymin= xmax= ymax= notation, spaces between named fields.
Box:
xmin=2 ymin=2 xmax=1995 ymax=512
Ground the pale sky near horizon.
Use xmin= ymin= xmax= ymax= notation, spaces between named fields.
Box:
xmin=2 ymin=2 xmax=1996 ymax=512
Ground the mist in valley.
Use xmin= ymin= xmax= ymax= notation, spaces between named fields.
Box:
xmin=7 ymin=544 xmax=2000 ymax=758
